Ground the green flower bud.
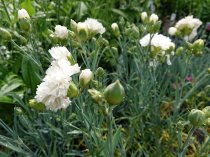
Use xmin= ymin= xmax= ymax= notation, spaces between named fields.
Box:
xmin=95 ymin=67 xmax=105 ymax=77
xmin=79 ymin=69 xmax=93 ymax=89
xmin=175 ymin=47 xmax=184 ymax=56
xmin=111 ymin=23 xmax=120 ymax=37
xmin=0 ymin=28 xmax=12 ymax=41
xmin=188 ymin=109 xmax=206 ymax=126
xmin=49 ymin=34 xmax=58 ymax=43
xmin=97 ymin=36 xmax=109 ymax=46
xmin=19 ymin=19 xmax=31 ymax=32
xmin=77 ymin=22 xmax=89 ymax=41
xmin=69 ymin=30 xmax=76 ymax=38
xmin=70 ymin=19 xmax=78 ymax=32
xmin=88 ymin=89 xmax=104 ymax=104
xmin=141 ymin=12 xmax=148 ymax=22
xmin=205 ymin=118 xmax=210 ymax=126
xmin=202 ymin=106 xmax=210 ymax=118
xmin=67 ymin=82 xmax=79 ymax=98
xmin=104 ymin=80 xmax=125 ymax=105
xmin=193 ymin=39 xmax=204 ymax=49
xmin=14 ymin=107 xmax=23 ymax=115
xmin=29 ymin=99 xmax=45 ymax=111
xmin=208 ymin=68 xmax=210 ymax=74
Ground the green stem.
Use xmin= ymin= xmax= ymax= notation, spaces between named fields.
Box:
xmin=179 ymin=126 xmax=196 ymax=157
xmin=107 ymin=108 xmax=113 ymax=157
xmin=1 ymin=0 xmax=12 ymax=22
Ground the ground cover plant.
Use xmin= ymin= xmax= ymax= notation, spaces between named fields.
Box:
xmin=0 ymin=0 xmax=210 ymax=156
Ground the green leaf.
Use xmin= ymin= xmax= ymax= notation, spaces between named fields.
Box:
xmin=21 ymin=56 xmax=41 ymax=95
xmin=112 ymin=127 xmax=121 ymax=152
xmin=21 ymin=0 xmax=35 ymax=16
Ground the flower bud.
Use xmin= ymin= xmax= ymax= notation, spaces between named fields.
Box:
xmin=77 ymin=22 xmax=89 ymax=41
xmin=104 ymin=80 xmax=125 ymax=105
xmin=67 ymin=82 xmax=79 ymax=98
xmin=0 ymin=28 xmax=12 ymax=41
xmin=188 ymin=109 xmax=206 ymax=126
xmin=96 ymin=36 xmax=109 ymax=46
xmin=205 ymin=118 xmax=210 ymax=126
xmin=70 ymin=19 xmax=78 ymax=32
xmin=88 ymin=89 xmax=104 ymax=104
xmin=54 ymin=25 xmax=68 ymax=40
xmin=18 ymin=9 xmax=30 ymax=19
xmin=111 ymin=23 xmax=120 ymax=37
xmin=168 ymin=27 xmax=177 ymax=36
xmin=208 ymin=68 xmax=210 ymax=74
xmin=29 ymin=99 xmax=45 ymax=111
xmin=141 ymin=12 xmax=148 ymax=22
xmin=202 ymin=106 xmax=210 ymax=118
xmin=95 ymin=67 xmax=105 ymax=77
xmin=79 ymin=69 xmax=93 ymax=88
xmin=193 ymin=39 xmax=204 ymax=49
xmin=149 ymin=13 xmax=159 ymax=23
xmin=175 ymin=47 xmax=183 ymax=56
xmin=67 ymin=54 xmax=76 ymax=65
xmin=14 ymin=107 xmax=23 ymax=115
xmin=18 ymin=19 xmax=31 ymax=32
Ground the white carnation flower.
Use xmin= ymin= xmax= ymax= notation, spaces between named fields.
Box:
xmin=18 ymin=9 xmax=30 ymax=19
xmin=84 ymin=18 xmax=105 ymax=35
xmin=149 ymin=13 xmax=159 ymax=23
xmin=54 ymin=25 xmax=68 ymax=39
xmin=35 ymin=59 xmax=80 ymax=111
xmin=168 ymin=27 xmax=177 ymax=36
xmin=49 ymin=46 xmax=71 ymax=60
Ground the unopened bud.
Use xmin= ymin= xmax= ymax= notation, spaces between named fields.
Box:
xmin=0 ymin=28 xmax=12 ymax=41
xmin=95 ymin=67 xmax=105 ymax=77
xmin=29 ymin=99 xmax=45 ymax=111
xmin=208 ymin=68 xmax=210 ymax=74
xmin=111 ymin=23 xmax=120 ymax=37
xmin=205 ymin=118 xmax=210 ymax=126
xmin=188 ymin=109 xmax=206 ymax=126
xmin=67 ymin=82 xmax=79 ymax=98
xmin=141 ymin=12 xmax=148 ymax=22
xmin=202 ymin=106 xmax=210 ymax=118
xmin=77 ymin=22 xmax=89 ymax=41
xmin=70 ymin=19 xmax=78 ymax=32
xmin=79 ymin=69 xmax=93 ymax=88
xmin=168 ymin=27 xmax=177 ymax=36
xmin=67 ymin=54 xmax=76 ymax=65
xmin=18 ymin=9 xmax=30 ymax=19
xmin=14 ymin=107 xmax=23 ymax=115
xmin=88 ymin=89 xmax=104 ymax=104
xmin=193 ymin=39 xmax=204 ymax=49
xmin=104 ymin=80 xmax=125 ymax=105
xmin=149 ymin=13 xmax=159 ymax=23
xmin=97 ymin=36 xmax=109 ymax=46
xmin=19 ymin=19 xmax=31 ymax=32
xmin=54 ymin=25 xmax=68 ymax=40
xmin=175 ymin=47 xmax=184 ymax=56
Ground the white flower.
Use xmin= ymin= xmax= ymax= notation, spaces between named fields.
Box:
xmin=139 ymin=34 xmax=150 ymax=47
xmin=84 ymin=18 xmax=105 ymax=35
xmin=79 ymin=69 xmax=93 ymax=86
xmin=54 ymin=25 xmax=68 ymax=39
xmin=49 ymin=46 xmax=71 ymax=60
xmin=141 ymin=12 xmax=148 ymax=22
xmin=175 ymin=15 xmax=202 ymax=40
xmin=168 ymin=27 xmax=177 ymax=36
xmin=149 ymin=13 xmax=159 ymax=23
xmin=111 ymin=23 xmax=119 ymax=30
xmin=35 ymin=59 xmax=80 ymax=111
xmin=18 ymin=9 xmax=30 ymax=19
xmin=140 ymin=33 xmax=174 ymax=51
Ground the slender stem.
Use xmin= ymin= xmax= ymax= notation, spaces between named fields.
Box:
xmin=1 ymin=0 xmax=12 ymax=22
xmin=107 ymin=108 xmax=113 ymax=157
xmin=179 ymin=126 xmax=196 ymax=157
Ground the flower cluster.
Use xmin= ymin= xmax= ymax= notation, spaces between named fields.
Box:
xmin=168 ymin=15 xmax=202 ymax=41
xmin=71 ymin=18 xmax=105 ymax=41
xmin=140 ymin=33 xmax=175 ymax=66
xmin=35 ymin=47 xmax=80 ymax=111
